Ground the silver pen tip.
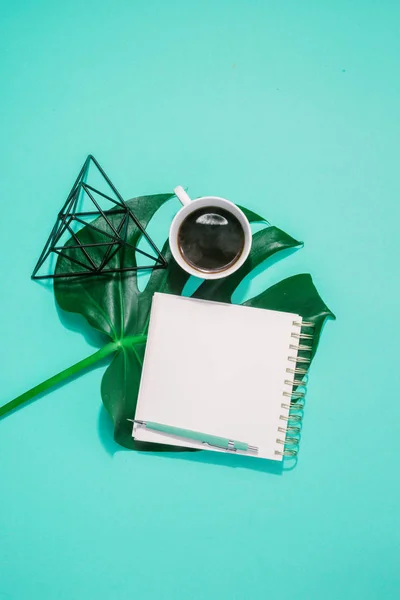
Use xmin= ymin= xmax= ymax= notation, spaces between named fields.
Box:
xmin=247 ymin=445 xmax=259 ymax=453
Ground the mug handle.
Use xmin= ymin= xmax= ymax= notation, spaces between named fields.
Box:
xmin=174 ymin=186 xmax=192 ymax=206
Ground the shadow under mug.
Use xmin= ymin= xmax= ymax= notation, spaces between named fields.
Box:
xmin=169 ymin=186 xmax=252 ymax=280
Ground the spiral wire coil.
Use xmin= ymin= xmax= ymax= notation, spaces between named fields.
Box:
xmin=275 ymin=320 xmax=315 ymax=458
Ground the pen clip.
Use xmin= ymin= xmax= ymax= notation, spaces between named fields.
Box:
xmin=202 ymin=441 xmax=237 ymax=452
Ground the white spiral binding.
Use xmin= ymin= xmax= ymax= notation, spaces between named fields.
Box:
xmin=275 ymin=320 xmax=315 ymax=458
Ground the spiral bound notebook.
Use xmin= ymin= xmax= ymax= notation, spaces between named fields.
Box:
xmin=133 ymin=293 xmax=314 ymax=460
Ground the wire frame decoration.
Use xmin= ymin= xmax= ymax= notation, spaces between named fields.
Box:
xmin=32 ymin=155 xmax=167 ymax=279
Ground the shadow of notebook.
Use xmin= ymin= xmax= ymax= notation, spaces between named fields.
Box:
xmin=133 ymin=293 xmax=302 ymax=461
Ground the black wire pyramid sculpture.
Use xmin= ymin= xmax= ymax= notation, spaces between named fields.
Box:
xmin=32 ymin=155 xmax=167 ymax=279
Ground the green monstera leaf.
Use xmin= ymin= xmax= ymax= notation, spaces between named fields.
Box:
xmin=51 ymin=193 xmax=334 ymax=450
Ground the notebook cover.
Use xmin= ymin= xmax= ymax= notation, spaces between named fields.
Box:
xmin=133 ymin=293 xmax=301 ymax=460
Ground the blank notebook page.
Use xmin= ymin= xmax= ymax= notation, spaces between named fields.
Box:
xmin=134 ymin=293 xmax=301 ymax=461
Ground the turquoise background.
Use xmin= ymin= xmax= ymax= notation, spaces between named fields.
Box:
xmin=1 ymin=1 xmax=399 ymax=598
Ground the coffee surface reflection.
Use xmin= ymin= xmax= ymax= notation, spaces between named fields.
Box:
xmin=178 ymin=206 xmax=245 ymax=273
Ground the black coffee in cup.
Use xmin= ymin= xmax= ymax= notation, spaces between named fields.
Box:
xmin=177 ymin=206 xmax=245 ymax=273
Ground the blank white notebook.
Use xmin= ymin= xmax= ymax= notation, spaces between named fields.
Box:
xmin=133 ymin=293 xmax=303 ymax=461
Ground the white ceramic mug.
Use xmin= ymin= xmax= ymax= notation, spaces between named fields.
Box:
xmin=169 ymin=186 xmax=252 ymax=280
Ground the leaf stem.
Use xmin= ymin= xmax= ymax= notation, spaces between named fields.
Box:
xmin=0 ymin=335 xmax=147 ymax=420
